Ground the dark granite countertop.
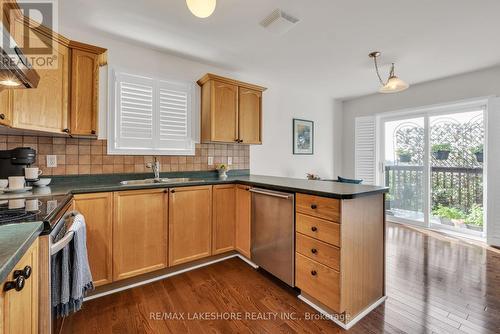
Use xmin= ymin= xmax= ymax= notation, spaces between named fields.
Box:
xmin=0 ymin=171 xmax=387 ymax=200
xmin=0 ymin=222 xmax=43 ymax=283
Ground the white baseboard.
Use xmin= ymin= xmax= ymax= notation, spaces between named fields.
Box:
xmin=298 ymin=294 xmax=387 ymax=330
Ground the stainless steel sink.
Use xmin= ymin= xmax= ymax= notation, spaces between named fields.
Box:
xmin=120 ymin=178 xmax=203 ymax=185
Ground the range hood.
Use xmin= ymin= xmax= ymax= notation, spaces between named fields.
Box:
xmin=0 ymin=25 xmax=39 ymax=88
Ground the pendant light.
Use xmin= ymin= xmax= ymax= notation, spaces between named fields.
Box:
xmin=186 ymin=0 xmax=216 ymax=18
xmin=369 ymin=51 xmax=409 ymax=93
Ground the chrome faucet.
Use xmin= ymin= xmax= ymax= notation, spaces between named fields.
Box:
xmin=146 ymin=156 xmax=160 ymax=180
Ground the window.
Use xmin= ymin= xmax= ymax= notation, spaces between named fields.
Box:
xmin=108 ymin=71 xmax=196 ymax=155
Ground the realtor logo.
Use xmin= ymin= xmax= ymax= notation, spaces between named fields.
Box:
xmin=2 ymin=0 xmax=59 ymax=69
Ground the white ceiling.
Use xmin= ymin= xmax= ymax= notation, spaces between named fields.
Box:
xmin=59 ymin=0 xmax=500 ymax=99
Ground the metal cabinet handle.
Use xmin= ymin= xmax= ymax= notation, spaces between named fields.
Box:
xmin=170 ymin=189 xmax=175 ymax=193
xmin=311 ymin=248 xmax=317 ymax=254
xmin=311 ymin=204 xmax=317 ymax=209
xmin=311 ymin=226 xmax=317 ymax=232
xmin=62 ymin=128 xmax=70 ymax=133
xmin=249 ymin=188 xmax=293 ymax=199
xmin=14 ymin=266 xmax=31 ymax=279
xmin=0 ymin=113 xmax=5 ymax=120
xmin=310 ymin=270 xmax=317 ymax=276
xmin=4 ymin=276 xmax=25 ymax=292
xmin=91 ymin=130 xmax=96 ymax=135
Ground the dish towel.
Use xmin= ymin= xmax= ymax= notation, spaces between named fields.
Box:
xmin=51 ymin=213 xmax=94 ymax=318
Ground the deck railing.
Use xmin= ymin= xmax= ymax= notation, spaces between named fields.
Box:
xmin=385 ymin=165 xmax=483 ymax=213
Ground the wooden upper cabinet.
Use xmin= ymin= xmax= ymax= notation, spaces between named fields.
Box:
xmin=113 ymin=189 xmax=168 ymax=281
xmin=238 ymin=88 xmax=262 ymax=144
xmin=73 ymin=192 xmax=113 ymax=287
xmin=235 ymin=185 xmax=251 ymax=258
xmin=11 ymin=37 xmax=70 ymax=134
xmin=212 ymin=184 xmax=236 ymax=255
xmin=70 ymin=49 xmax=99 ymax=136
xmin=0 ymin=4 xmax=106 ymax=135
xmin=198 ymin=73 xmax=266 ymax=145
xmin=169 ymin=185 xmax=212 ymax=266
xmin=1 ymin=239 xmax=39 ymax=334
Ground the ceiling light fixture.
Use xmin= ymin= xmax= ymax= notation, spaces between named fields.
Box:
xmin=369 ymin=51 xmax=409 ymax=93
xmin=186 ymin=0 xmax=216 ymax=18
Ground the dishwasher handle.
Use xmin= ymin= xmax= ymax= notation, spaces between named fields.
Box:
xmin=249 ymin=188 xmax=293 ymax=199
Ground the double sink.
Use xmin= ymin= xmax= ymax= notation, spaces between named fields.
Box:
xmin=120 ymin=178 xmax=204 ymax=186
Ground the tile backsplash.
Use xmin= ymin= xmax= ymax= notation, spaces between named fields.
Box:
xmin=0 ymin=135 xmax=249 ymax=176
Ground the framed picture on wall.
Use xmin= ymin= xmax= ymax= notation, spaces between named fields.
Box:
xmin=293 ymin=119 xmax=314 ymax=155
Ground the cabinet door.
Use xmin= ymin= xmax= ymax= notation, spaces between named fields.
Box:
xmin=212 ymin=184 xmax=235 ymax=254
xmin=235 ymin=185 xmax=251 ymax=258
xmin=113 ymin=189 xmax=168 ymax=281
xmin=211 ymin=80 xmax=238 ymax=142
xmin=169 ymin=185 xmax=212 ymax=266
xmin=1 ymin=239 xmax=39 ymax=334
xmin=70 ymin=49 xmax=99 ymax=136
xmin=73 ymin=193 xmax=113 ymax=287
xmin=238 ymin=88 xmax=262 ymax=144
xmin=11 ymin=29 xmax=69 ymax=134
xmin=0 ymin=90 xmax=12 ymax=126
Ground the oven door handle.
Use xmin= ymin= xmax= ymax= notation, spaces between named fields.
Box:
xmin=50 ymin=231 xmax=74 ymax=255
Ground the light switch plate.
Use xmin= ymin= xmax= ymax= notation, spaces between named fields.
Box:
xmin=208 ymin=156 xmax=214 ymax=165
xmin=227 ymin=157 xmax=232 ymax=165
xmin=47 ymin=155 xmax=57 ymax=168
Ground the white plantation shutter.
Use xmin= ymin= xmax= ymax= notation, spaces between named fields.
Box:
xmin=355 ymin=116 xmax=376 ymax=185
xmin=115 ymin=74 xmax=154 ymax=149
xmin=158 ymin=81 xmax=194 ymax=150
xmin=110 ymin=72 xmax=195 ymax=155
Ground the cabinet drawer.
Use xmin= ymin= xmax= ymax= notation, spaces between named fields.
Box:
xmin=296 ymin=233 xmax=340 ymax=271
xmin=296 ymin=213 xmax=340 ymax=247
xmin=296 ymin=253 xmax=341 ymax=312
xmin=296 ymin=193 xmax=340 ymax=222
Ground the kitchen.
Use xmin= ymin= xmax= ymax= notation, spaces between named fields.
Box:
xmin=1 ymin=1 xmax=500 ymax=334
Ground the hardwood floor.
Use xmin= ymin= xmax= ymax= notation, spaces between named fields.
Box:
xmin=62 ymin=223 xmax=500 ymax=333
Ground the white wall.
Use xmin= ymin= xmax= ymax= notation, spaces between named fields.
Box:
xmin=342 ymin=66 xmax=500 ymax=176
xmin=60 ymin=26 xmax=340 ymax=179
xmin=341 ymin=65 xmax=500 ymax=246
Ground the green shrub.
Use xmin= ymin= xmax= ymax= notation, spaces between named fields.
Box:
xmin=465 ymin=204 xmax=483 ymax=226
xmin=471 ymin=144 xmax=483 ymax=154
xmin=432 ymin=143 xmax=452 ymax=153
xmin=396 ymin=149 xmax=411 ymax=156
xmin=432 ymin=205 xmax=466 ymax=220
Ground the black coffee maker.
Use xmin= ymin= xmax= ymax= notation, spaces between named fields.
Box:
xmin=0 ymin=147 xmax=37 ymax=179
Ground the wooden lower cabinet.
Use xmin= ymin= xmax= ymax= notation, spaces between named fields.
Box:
xmin=73 ymin=193 xmax=113 ymax=287
xmin=295 ymin=193 xmax=385 ymax=323
xmin=169 ymin=186 xmax=212 ymax=266
xmin=1 ymin=239 xmax=39 ymax=334
xmin=212 ymin=185 xmax=236 ymax=254
xmin=113 ymin=189 xmax=168 ymax=281
xmin=235 ymin=185 xmax=251 ymax=258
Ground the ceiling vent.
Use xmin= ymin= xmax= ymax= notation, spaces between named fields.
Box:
xmin=260 ymin=9 xmax=299 ymax=35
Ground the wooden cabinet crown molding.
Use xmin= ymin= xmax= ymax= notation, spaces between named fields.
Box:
xmin=197 ymin=73 xmax=267 ymax=92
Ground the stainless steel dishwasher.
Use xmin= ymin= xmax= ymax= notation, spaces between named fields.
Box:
xmin=250 ymin=187 xmax=295 ymax=286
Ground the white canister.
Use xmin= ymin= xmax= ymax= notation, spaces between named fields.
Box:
xmin=9 ymin=199 xmax=25 ymax=209
xmin=8 ymin=176 xmax=25 ymax=190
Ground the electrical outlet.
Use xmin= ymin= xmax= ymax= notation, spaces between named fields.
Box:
xmin=47 ymin=155 xmax=57 ymax=168
xmin=208 ymin=156 xmax=214 ymax=166
xmin=227 ymin=157 xmax=232 ymax=165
